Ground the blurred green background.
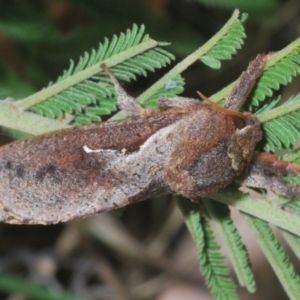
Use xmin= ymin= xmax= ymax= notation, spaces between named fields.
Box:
xmin=1 ymin=1 xmax=300 ymax=300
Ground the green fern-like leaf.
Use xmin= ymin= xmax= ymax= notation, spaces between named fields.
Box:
xmin=284 ymin=175 xmax=300 ymax=186
xmin=204 ymin=201 xmax=255 ymax=293
xmin=282 ymin=198 xmax=300 ymax=214
xmin=211 ymin=39 xmax=300 ymax=111
xmin=27 ymin=25 xmax=175 ymax=125
xmin=177 ymin=198 xmax=238 ymax=300
xmin=283 ymin=153 xmax=300 ymax=189
xmin=136 ymin=10 xmax=246 ymax=107
xmin=0 ymin=10 xmax=246 ymax=135
xmin=245 ymin=215 xmax=300 ymax=299
xmin=283 ymin=157 xmax=300 ymax=197
xmin=201 ymin=213 xmax=238 ymax=300
xmin=201 ymin=20 xmax=245 ymax=69
xmin=258 ymin=93 xmax=300 ymax=151
xmin=281 ymin=230 xmax=300 ymax=261
xmin=248 ymin=41 xmax=300 ymax=108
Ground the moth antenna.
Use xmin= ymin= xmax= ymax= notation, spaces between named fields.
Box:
xmin=197 ymin=91 xmax=246 ymax=120
xmin=101 ymin=63 xmax=145 ymax=116
xmin=101 ymin=64 xmax=119 ymax=85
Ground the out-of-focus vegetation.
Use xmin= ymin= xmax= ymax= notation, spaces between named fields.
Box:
xmin=1 ymin=1 xmax=300 ymax=300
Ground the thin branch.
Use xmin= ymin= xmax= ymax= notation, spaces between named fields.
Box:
xmin=111 ymin=9 xmax=241 ymax=120
xmin=14 ymin=39 xmax=157 ymax=111
xmin=208 ymin=189 xmax=300 ymax=236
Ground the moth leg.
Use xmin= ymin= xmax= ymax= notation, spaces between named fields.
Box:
xmin=225 ymin=54 xmax=270 ymax=110
xmin=101 ymin=64 xmax=145 ymax=116
xmin=246 ymin=152 xmax=300 ymax=197
xmin=157 ymin=96 xmax=201 ymax=110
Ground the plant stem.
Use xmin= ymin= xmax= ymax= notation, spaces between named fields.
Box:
xmin=14 ymin=39 xmax=157 ymax=111
xmin=257 ymin=99 xmax=300 ymax=123
xmin=211 ymin=37 xmax=300 ymax=108
xmin=209 ymin=189 xmax=300 ymax=236
xmin=0 ymin=100 xmax=71 ymax=135
xmin=138 ymin=10 xmax=240 ymax=104
xmin=111 ymin=10 xmax=241 ymax=120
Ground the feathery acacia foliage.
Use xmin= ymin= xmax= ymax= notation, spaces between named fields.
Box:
xmin=201 ymin=217 xmax=238 ymax=300
xmin=207 ymin=38 xmax=300 ymax=152
xmin=173 ymin=13 xmax=300 ymax=297
xmin=200 ymin=19 xmax=245 ymax=69
xmin=177 ymin=198 xmax=238 ymax=300
xmin=281 ymin=230 xmax=300 ymax=261
xmin=203 ymin=201 xmax=255 ymax=293
xmin=245 ymin=216 xmax=300 ymax=299
xmin=27 ymin=25 xmax=175 ymax=125
xmin=2 ymin=9 xmax=300 ymax=300
xmin=0 ymin=9 xmax=246 ymax=134
xmin=282 ymin=198 xmax=300 ymax=214
xmin=249 ymin=46 xmax=300 ymax=108
xmin=247 ymin=39 xmax=300 ymax=152
xmin=136 ymin=9 xmax=246 ymax=106
xmin=257 ymin=93 xmax=300 ymax=151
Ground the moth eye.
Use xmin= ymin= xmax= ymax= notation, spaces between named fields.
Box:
xmin=231 ymin=115 xmax=246 ymax=129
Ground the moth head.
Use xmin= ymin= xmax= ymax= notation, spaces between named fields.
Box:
xmin=197 ymin=91 xmax=247 ymax=129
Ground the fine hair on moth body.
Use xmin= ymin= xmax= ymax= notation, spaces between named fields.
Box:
xmin=1 ymin=55 xmax=300 ymax=225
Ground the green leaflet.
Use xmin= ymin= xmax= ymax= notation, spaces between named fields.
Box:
xmin=211 ymin=39 xmax=300 ymax=111
xmin=203 ymin=201 xmax=255 ymax=293
xmin=2 ymin=9 xmax=300 ymax=300
xmin=249 ymin=47 xmax=300 ymax=108
xmin=1 ymin=10 xmax=247 ymax=133
xmin=201 ymin=20 xmax=245 ymax=66
xmin=244 ymin=215 xmax=300 ymax=299
xmin=208 ymin=38 xmax=300 ymax=152
xmin=281 ymin=230 xmax=300 ymax=261
xmin=22 ymin=25 xmax=175 ymax=125
xmin=110 ymin=9 xmax=246 ymax=120
xmin=177 ymin=198 xmax=238 ymax=300
xmin=201 ymin=55 xmax=222 ymax=69
xmin=282 ymin=198 xmax=300 ymax=214
xmin=258 ymin=93 xmax=300 ymax=151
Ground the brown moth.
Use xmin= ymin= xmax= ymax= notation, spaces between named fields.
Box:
xmin=1 ymin=55 xmax=300 ymax=225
